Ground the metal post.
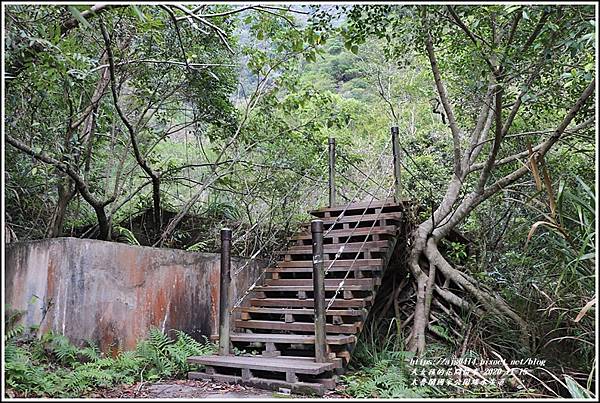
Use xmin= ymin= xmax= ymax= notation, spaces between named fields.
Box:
xmin=311 ymin=220 xmax=327 ymax=363
xmin=218 ymin=228 xmax=232 ymax=355
xmin=328 ymin=137 xmax=336 ymax=207
xmin=391 ymin=127 xmax=402 ymax=202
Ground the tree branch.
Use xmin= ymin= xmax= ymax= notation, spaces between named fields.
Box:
xmin=100 ymin=20 xmax=162 ymax=227
xmin=424 ymin=27 xmax=462 ymax=175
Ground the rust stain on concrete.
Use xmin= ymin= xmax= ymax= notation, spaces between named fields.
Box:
xmin=5 ymin=238 xmax=264 ymax=352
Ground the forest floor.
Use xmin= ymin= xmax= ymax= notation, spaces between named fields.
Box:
xmin=94 ymin=379 xmax=351 ymax=399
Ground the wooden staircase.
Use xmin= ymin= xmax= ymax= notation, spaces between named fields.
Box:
xmin=188 ymin=199 xmax=408 ymax=395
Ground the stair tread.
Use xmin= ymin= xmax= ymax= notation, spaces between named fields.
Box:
xmin=290 ymin=226 xmax=397 ymax=240
xmin=300 ymin=212 xmax=403 ymax=226
xmin=252 ymin=284 xmax=374 ymax=291
xmin=275 ymin=259 xmax=383 ymax=268
xmin=237 ymin=307 xmax=365 ymax=316
xmin=265 ymin=279 xmax=377 ymax=287
xmin=280 ymin=240 xmax=389 ymax=254
xmin=188 ymin=355 xmax=336 ymax=374
xmin=250 ymin=298 xmax=370 ymax=308
xmin=267 ymin=266 xmax=381 ymax=273
xmin=235 ymin=319 xmax=361 ymax=333
xmin=225 ymin=332 xmax=356 ymax=344
xmin=310 ymin=198 xmax=405 ymax=214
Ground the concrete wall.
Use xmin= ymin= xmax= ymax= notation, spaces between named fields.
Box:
xmin=4 ymin=237 xmax=264 ymax=353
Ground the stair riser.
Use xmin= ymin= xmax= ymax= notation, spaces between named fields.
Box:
xmin=289 ymin=226 xmax=397 ymax=241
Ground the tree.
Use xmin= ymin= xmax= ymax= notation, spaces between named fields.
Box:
xmin=343 ymin=4 xmax=595 ymax=354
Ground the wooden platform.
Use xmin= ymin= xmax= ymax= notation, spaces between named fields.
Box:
xmin=188 ymin=355 xmax=337 ymax=374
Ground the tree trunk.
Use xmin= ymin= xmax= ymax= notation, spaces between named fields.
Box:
xmin=94 ymin=204 xmax=111 ymax=240
xmin=152 ymin=176 xmax=162 ymax=230
xmin=47 ymin=177 xmax=76 ymax=238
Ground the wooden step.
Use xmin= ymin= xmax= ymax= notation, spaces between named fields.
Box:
xmin=267 ymin=265 xmax=381 ymax=274
xmin=310 ymin=198 xmax=406 ymax=215
xmin=235 ymin=320 xmax=362 ymax=334
xmin=252 ymin=284 xmax=374 ymax=292
xmin=279 ymin=240 xmax=389 ymax=255
xmin=275 ymin=259 xmax=383 ymax=268
xmin=290 ymin=226 xmax=397 ymax=241
xmin=249 ymin=296 xmax=372 ymax=308
xmin=188 ymin=355 xmax=336 ymax=374
xmin=236 ymin=307 xmax=366 ymax=317
xmin=265 ymin=278 xmax=379 ymax=287
xmin=212 ymin=332 xmax=356 ymax=345
xmin=300 ymin=212 xmax=403 ymax=226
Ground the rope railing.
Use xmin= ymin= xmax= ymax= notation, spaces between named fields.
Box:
xmin=229 ymin=136 xmax=395 ymax=312
xmin=231 ymin=155 xmax=329 ymax=276
xmin=323 ymin=159 xmax=394 ymax=275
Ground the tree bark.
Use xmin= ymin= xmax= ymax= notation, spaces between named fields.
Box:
xmin=404 ymin=78 xmax=595 ymax=355
xmin=47 ymin=178 xmax=76 ymax=238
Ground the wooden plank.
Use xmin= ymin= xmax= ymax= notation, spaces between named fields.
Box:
xmin=275 ymin=259 xmax=383 ymax=268
xmin=309 ymin=198 xmax=403 ymax=214
xmin=299 ymin=212 xmax=403 ymax=226
xmin=188 ymin=371 xmax=327 ymax=396
xmin=237 ymin=307 xmax=366 ymax=317
xmin=267 ymin=266 xmax=381 ymax=273
xmin=265 ymin=278 xmax=379 ymax=287
xmin=225 ymin=332 xmax=356 ymax=345
xmin=276 ymin=248 xmax=387 ymax=257
xmin=289 ymin=226 xmax=397 ymax=241
xmin=249 ymin=297 xmax=372 ymax=308
xmin=235 ymin=319 xmax=361 ymax=334
xmin=251 ymin=284 xmax=374 ymax=292
xmin=187 ymin=355 xmax=335 ymax=374
xmin=278 ymin=240 xmax=389 ymax=255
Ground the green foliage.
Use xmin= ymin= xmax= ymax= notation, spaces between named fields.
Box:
xmin=4 ymin=326 xmax=216 ymax=397
xmin=443 ymin=240 xmax=468 ymax=264
xmin=341 ymin=321 xmax=430 ymax=398
xmin=113 ymin=226 xmax=141 ymax=246
xmin=342 ymin=360 xmax=425 ymax=398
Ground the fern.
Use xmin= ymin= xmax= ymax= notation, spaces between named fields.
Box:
xmin=4 ymin=325 xmax=215 ymax=397
xmin=79 ymin=340 xmax=101 ymax=362
xmin=6 ymin=323 xmax=25 ymax=341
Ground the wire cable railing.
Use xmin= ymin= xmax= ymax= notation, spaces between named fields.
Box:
xmin=323 ymin=137 xmax=392 ymax=238
xmin=326 ymin=177 xmax=396 ymax=311
xmin=230 ymin=148 xmax=329 ymax=248
xmin=228 ymin=154 xmax=331 ymax=312
xmin=211 ymin=126 xmax=444 ymax=365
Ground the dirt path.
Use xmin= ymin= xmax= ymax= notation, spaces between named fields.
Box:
xmin=96 ymin=379 xmax=351 ymax=399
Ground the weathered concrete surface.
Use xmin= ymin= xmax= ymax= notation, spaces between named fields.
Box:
xmin=4 ymin=237 xmax=264 ymax=353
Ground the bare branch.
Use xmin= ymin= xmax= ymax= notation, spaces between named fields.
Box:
xmin=100 ymin=20 xmax=162 ymax=226
xmin=424 ymin=27 xmax=462 ymax=175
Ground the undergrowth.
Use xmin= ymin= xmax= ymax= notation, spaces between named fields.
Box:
xmin=340 ymin=320 xmax=432 ymax=398
xmin=4 ymin=323 xmax=216 ymax=398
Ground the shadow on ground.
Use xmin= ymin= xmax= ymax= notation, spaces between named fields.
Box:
xmin=96 ymin=379 xmax=350 ymax=399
